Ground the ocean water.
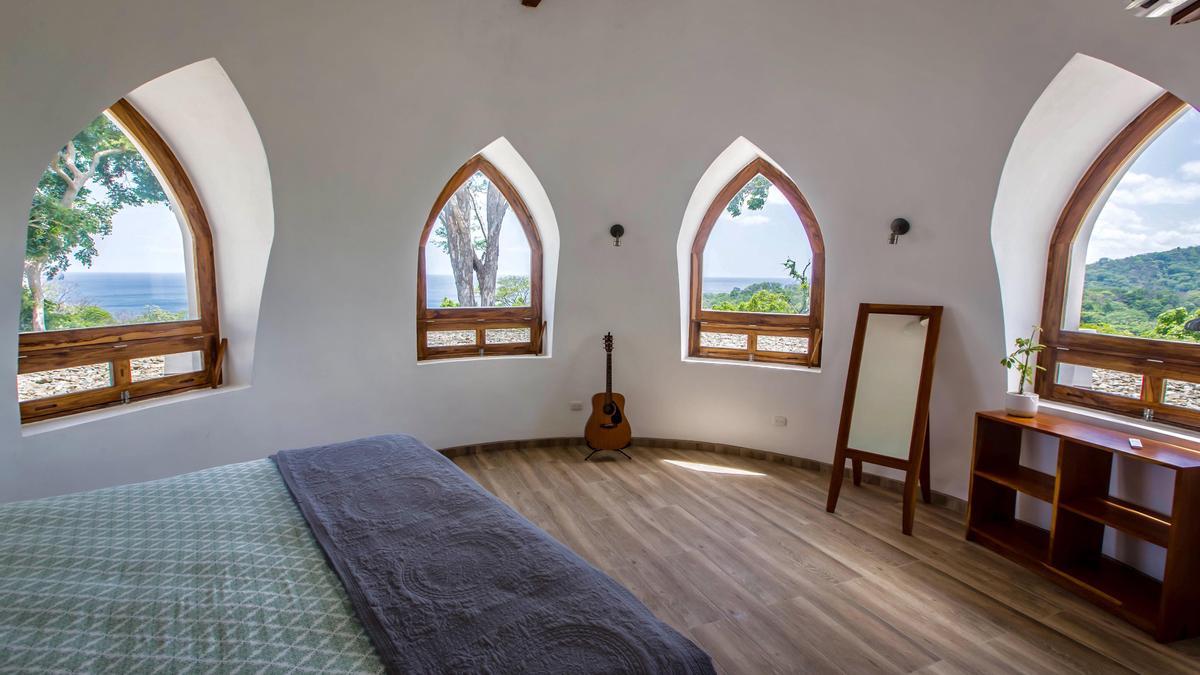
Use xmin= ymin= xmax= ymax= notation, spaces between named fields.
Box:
xmin=702 ymin=277 xmax=797 ymax=294
xmin=425 ymin=274 xmax=532 ymax=308
xmin=56 ymin=273 xmax=188 ymax=318
xmin=426 ymin=274 xmax=460 ymax=308
xmin=49 ymin=274 xmax=797 ymax=315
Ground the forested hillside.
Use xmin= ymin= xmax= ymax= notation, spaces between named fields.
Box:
xmin=1081 ymin=245 xmax=1200 ymax=341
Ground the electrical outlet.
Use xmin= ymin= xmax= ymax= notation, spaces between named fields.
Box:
xmin=773 ymin=416 xmax=788 ymax=427
xmin=569 ymin=401 xmax=584 ymax=412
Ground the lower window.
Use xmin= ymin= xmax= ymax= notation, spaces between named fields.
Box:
xmin=691 ymin=325 xmax=818 ymax=366
xmin=18 ymin=334 xmax=223 ymax=422
xmin=1040 ymin=346 xmax=1200 ymax=429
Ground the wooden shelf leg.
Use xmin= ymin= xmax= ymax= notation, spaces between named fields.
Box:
xmin=852 ymin=459 xmax=862 ymax=486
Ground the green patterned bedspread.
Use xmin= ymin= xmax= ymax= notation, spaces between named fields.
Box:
xmin=0 ymin=459 xmax=383 ymax=673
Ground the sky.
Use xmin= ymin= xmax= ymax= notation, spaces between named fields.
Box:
xmin=61 ymin=201 xmax=187 ymax=275
xmin=1087 ymin=108 xmax=1200 ymax=263
xmin=702 ymin=182 xmax=812 ymax=279
xmin=62 ymin=108 xmax=1196 ymax=278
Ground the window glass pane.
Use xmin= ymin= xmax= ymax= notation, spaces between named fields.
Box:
xmin=702 ymin=175 xmax=812 ymax=316
xmin=18 ymin=363 xmax=112 ymax=402
xmin=1163 ymin=379 xmax=1200 ymax=410
xmin=484 ymin=328 xmax=530 ymax=344
xmin=21 ymin=112 xmax=193 ymax=334
xmin=425 ymin=171 xmax=531 ymax=309
xmin=756 ymin=335 xmax=809 ymax=354
xmin=427 ymin=330 xmax=476 ymax=348
xmin=699 ymin=332 xmax=748 ymax=350
xmin=1071 ymin=109 xmax=1200 ymax=344
xmin=131 ymin=351 xmax=204 ymax=382
xmin=1056 ymin=363 xmax=1143 ymax=399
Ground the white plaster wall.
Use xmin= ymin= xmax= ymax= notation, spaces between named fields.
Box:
xmin=125 ymin=59 xmax=274 ymax=387
xmin=477 ymin=137 xmax=560 ymax=356
xmin=2 ymin=0 xmax=1200 ymax=503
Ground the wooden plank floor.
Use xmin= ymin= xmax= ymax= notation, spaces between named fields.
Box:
xmin=453 ymin=444 xmax=1200 ymax=674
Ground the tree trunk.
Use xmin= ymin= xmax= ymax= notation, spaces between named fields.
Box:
xmin=441 ymin=191 xmax=478 ymax=306
xmin=25 ymin=261 xmax=46 ymax=332
xmin=475 ymin=183 xmax=509 ymax=307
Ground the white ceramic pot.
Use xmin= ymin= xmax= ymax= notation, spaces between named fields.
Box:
xmin=1005 ymin=392 xmax=1039 ymax=418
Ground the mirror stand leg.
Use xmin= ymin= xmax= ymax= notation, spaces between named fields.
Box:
xmin=920 ymin=425 xmax=932 ymax=504
xmin=902 ymin=471 xmax=920 ymax=535
xmin=826 ymin=450 xmax=847 ymax=513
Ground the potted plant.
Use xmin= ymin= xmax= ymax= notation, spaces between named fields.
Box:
xmin=1001 ymin=326 xmax=1045 ymax=417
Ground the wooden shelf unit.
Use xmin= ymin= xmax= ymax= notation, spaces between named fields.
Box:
xmin=966 ymin=410 xmax=1200 ymax=642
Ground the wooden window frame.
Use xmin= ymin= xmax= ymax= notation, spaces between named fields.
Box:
xmin=18 ymin=99 xmax=223 ymax=423
xmin=416 ymin=155 xmax=544 ymax=360
xmin=688 ymin=157 xmax=825 ymax=367
xmin=1037 ymin=93 xmax=1200 ymax=428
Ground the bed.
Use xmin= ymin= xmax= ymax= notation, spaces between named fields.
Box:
xmin=0 ymin=434 xmax=713 ymax=674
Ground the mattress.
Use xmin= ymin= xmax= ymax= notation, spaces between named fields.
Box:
xmin=0 ymin=459 xmax=383 ymax=672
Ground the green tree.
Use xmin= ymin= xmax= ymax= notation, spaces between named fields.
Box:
xmin=129 ymin=306 xmax=187 ymax=324
xmin=494 ymin=275 xmax=530 ymax=307
xmin=1152 ymin=307 xmax=1200 ymax=343
xmin=738 ymin=289 xmax=794 ymax=313
xmin=25 ymin=114 xmax=167 ymax=331
xmin=782 ymin=257 xmax=811 ymax=314
xmin=19 ymin=287 xmax=115 ymax=332
xmin=725 ymin=174 xmax=770 ymax=217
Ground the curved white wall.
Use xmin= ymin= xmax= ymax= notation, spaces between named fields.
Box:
xmin=991 ymin=54 xmax=1164 ymax=382
xmin=126 ymin=58 xmax=274 ymax=387
xmin=476 ymin=137 xmax=560 ymax=356
xmin=3 ymin=0 xmax=1200 ymax=502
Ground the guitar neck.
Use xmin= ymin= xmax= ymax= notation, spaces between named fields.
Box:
xmin=606 ymin=351 xmax=613 ymax=402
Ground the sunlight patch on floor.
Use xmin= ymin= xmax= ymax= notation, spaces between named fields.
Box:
xmin=662 ymin=459 xmax=766 ymax=477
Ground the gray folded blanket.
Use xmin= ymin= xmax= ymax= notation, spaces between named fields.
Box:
xmin=274 ymin=434 xmax=715 ymax=675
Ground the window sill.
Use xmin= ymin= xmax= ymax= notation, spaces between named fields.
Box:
xmin=21 ymin=384 xmax=249 ymax=437
xmin=682 ymin=356 xmax=821 ymax=374
xmin=416 ymin=353 xmax=550 ymax=366
xmin=1039 ymin=400 xmax=1200 ymax=448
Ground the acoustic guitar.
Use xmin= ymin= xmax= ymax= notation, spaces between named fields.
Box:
xmin=584 ymin=332 xmax=632 ymax=460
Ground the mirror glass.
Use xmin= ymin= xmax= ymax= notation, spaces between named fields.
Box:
xmin=847 ymin=313 xmax=929 ymax=459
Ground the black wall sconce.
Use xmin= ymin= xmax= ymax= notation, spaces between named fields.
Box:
xmin=889 ymin=218 xmax=910 ymax=245
xmin=610 ymin=223 xmax=625 ymax=247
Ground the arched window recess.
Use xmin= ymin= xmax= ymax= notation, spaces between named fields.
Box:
xmin=417 ymin=155 xmax=544 ymax=360
xmin=17 ymin=99 xmax=223 ymax=422
xmin=1038 ymin=92 xmax=1200 ymax=427
xmin=688 ymin=157 xmax=825 ymax=367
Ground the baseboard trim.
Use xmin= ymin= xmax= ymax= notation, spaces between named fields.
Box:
xmin=440 ymin=436 xmax=967 ymax=514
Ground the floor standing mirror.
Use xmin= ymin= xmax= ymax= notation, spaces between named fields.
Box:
xmin=826 ymin=303 xmax=943 ymax=535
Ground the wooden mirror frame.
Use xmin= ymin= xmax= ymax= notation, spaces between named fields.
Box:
xmin=18 ymin=99 xmax=222 ymax=423
xmin=1036 ymin=93 xmax=1200 ymax=429
xmin=826 ymin=303 xmax=944 ymax=535
xmin=416 ymin=155 xmax=544 ymax=360
xmin=688 ymin=157 xmax=826 ymax=367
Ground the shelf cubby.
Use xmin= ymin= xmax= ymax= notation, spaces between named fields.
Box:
xmin=1059 ymin=495 xmax=1171 ymax=548
xmin=967 ymin=410 xmax=1200 ymax=642
xmin=974 ymin=465 xmax=1056 ymax=503
xmin=970 ymin=517 xmax=1050 ymax=563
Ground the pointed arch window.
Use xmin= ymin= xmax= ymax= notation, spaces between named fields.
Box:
xmin=17 ymin=99 xmax=223 ymax=422
xmin=417 ymin=156 xmax=543 ymax=360
xmin=689 ymin=158 xmax=825 ymax=366
xmin=1039 ymin=93 xmax=1200 ymax=428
